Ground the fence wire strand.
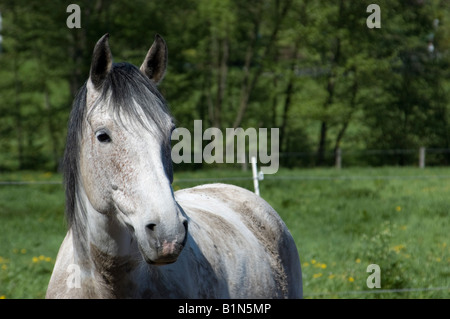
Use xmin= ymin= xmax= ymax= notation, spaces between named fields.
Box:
xmin=1 ymin=171 xmax=448 ymax=298
xmin=3 ymin=173 xmax=450 ymax=185
xmin=304 ymin=286 xmax=449 ymax=297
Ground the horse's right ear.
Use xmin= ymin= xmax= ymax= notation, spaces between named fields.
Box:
xmin=89 ymin=33 xmax=113 ymax=90
xmin=140 ymin=34 xmax=168 ymax=85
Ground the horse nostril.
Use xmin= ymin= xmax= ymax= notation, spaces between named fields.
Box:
xmin=146 ymin=223 xmax=157 ymax=231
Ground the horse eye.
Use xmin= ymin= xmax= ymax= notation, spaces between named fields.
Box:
xmin=96 ymin=131 xmax=112 ymax=143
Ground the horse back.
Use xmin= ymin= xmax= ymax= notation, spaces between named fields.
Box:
xmin=175 ymin=183 xmax=302 ymax=298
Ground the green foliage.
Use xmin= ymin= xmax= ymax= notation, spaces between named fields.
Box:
xmin=1 ymin=1 xmax=450 ymax=170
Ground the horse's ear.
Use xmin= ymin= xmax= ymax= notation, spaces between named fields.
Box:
xmin=89 ymin=33 xmax=113 ymax=90
xmin=140 ymin=34 xmax=168 ymax=85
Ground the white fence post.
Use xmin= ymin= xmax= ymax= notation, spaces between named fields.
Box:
xmin=335 ymin=147 xmax=342 ymax=169
xmin=419 ymin=147 xmax=426 ymax=169
xmin=251 ymin=156 xmax=260 ymax=196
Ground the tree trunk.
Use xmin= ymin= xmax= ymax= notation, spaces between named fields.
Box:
xmin=279 ymin=39 xmax=300 ymax=153
xmin=316 ymin=39 xmax=341 ymax=165
xmin=44 ymin=88 xmax=61 ymax=171
xmin=13 ymin=58 xmax=24 ymax=170
xmin=316 ymin=73 xmax=336 ymax=166
xmin=233 ymin=0 xmax=292 ymax=129
xmin=317 ymin=121 xmax=328 ymax=166
xmin=233 ymin=18 xmax=260 ymax=129
xmin=333 ymin=68 xmax=358 ymax=157
xmin=316 ymin=0 xmax=344 ymax=166
xmin=214 ymin=37 xmax=229 ymax=128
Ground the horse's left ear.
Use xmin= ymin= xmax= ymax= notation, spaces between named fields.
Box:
xmin=90 ymin=33 xmax=113 ymax=90
xmin=140 ymin=34 xmax=168 ymax=85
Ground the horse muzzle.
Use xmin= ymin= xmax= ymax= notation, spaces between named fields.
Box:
xmin=138 ymin=218 xmax=188 ymax=265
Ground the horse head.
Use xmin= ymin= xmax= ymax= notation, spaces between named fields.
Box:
xmin=78 ymin=34 xmax=187 ymax=265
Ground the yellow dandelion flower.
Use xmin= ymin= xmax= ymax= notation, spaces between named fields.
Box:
xmin=436 ymin=257 xmax=441 ymax=262
xmin=43 ymin=172 xmax=52 ymax=178
xmin=355 ymin=258 xmax=361 ymax=263
xmin=302 ymin=262 xmax=310 ymax=267
xmin=1 ymin=265 xmax=7 ymax=271
xmin=392 ymin=244 xmax=406 ymax=253
xmin=45 ymin=257 xmax=52 ymax=262
xmin=311 ymin=259 xmax=316 ymax=264
xmin=0 ymin=295 xmax=5 ymax=299
xmin=20 ymin=248 xmax=27 ymax=254
xmin=348 ymin=277 xmax=355 ymax=282
xmin=39 ymin=255 xmax=45 ymax=261
xmin=395 ymin=206 xmax=402 ymax=212
xmin=313 ymin=273 xmax=323 ymax=279
xmin=320 ymin=264 xmax=327 ymax=269
xmin=32 ymin=257 xmax=39 ymax=263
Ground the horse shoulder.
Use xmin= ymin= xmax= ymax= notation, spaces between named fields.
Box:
xmin=176 ymin=183 xmax=288 ymax=238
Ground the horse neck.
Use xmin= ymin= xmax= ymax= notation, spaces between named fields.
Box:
xmin=72 ymin=184 xmax=142 ymax=297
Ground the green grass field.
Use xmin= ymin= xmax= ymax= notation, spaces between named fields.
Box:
xmin=0 ymin=167 xmax=449 ymax=298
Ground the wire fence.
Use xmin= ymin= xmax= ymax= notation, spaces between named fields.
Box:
xmin=1 ymin=167 xmax=449 ymax=298
xmin=303 ymin=286 xmax=449 ymax=298
xmin=0 ymin=180 xmax=62 ymax=185
xmin=2 ymin=147 xmax=450 ymax=173
xmin=280 ymin=147 xmax=450 ymax=168
xmin=3 ymin=173 xmax=450 ymax=186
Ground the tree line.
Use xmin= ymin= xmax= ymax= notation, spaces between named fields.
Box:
xmin=1 ymin=0 xmax=450 ymax=171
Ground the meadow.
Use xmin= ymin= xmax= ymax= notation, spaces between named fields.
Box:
xmin=0 ymin=167 xmax=449 ymax=299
